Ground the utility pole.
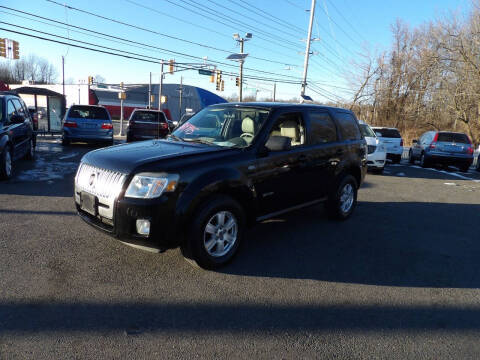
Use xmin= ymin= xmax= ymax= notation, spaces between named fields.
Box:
xmin=178 ymin=76 xmax=183 ymax=119
xmin=229 ymin=33 xmax=252 ymax=102
xmin=273 ymin=82 xmax=276 ymax=102
xmin=159 ymin=61 xmax=164 ymax=111
xmin=300 ymin=0 xmax=316 ymax=98
xmin=148 ymin=71 xmax=152 ymax=108
xmin=119 ymin=82 xmax=125 ymax=136
xmin=62 ymin=56 xmax=65 ymax=97
xmin=239 ymin=39 xmax=244 ymax=102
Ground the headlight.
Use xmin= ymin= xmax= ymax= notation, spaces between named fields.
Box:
xmin=125 ymin=173 xmax=179 ymax=199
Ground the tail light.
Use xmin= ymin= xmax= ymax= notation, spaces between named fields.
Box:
xmin=159 ymin=122 xmax=168 ymax=129
xmin=467 ymin=146 xmax=474 ymax=155
xmin=400 ymin=138 xmax=403 ymax=147
xmin=101 ymin=123 xmax=113 ymax=129
xmin=429 ymin=133 xmax=439 ymax=149
xmin=63 ymin=121 xmax=77 ymax=128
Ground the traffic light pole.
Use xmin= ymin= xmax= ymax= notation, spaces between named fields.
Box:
xmin=239 ymin=39 xmax=244 ymax=102
xmin=300 ymin=0 xmax=316 ymax=98
xmin=159 ymin=61 xmax=164 ymax=111
xmin=148 ymin=72 xmax=152 ymax=108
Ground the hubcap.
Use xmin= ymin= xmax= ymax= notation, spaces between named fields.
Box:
xmin=5 ymin=150 xmax=11 ymax=176
xmin=340 ymin=183 xmax=354 ymax=213
xmin=203 ymin=211 xmax=238 ymax=257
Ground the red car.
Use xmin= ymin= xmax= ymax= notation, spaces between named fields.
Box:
xmin=126 ymin=109 xmax=170 ymax=142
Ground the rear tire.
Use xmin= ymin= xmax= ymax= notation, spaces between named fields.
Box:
xmin=325 ymin=174 xmax=358 ymax=220
xmin=181 ymin=195 xmax=245 ymax=270
xmin=393 ymin=154 xmax=402 ymax=164
xmin=408 ymin=150 xmax=415 ymax=164
xmin=459 ymin=165 xmax=470 ymax=173
xmin=61 ymin=137 xmax=70 ymax=146
xmin=0 ymin=145 xmax=13 ymax=180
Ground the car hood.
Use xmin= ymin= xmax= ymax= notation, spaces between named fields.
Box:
xmin=81 ymin=139 xmax=230 ymax=173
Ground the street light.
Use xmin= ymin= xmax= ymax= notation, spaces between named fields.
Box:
xmin=227 ymin=32 xmax=252 ymax=102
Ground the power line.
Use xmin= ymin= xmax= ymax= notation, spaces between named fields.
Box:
xmin=230 ymin=0 xmax=306 ymax=34
xmin=283 ymin=0 xmax=306 ymax=11
xmin=0 ymin=26 xmax=303 ymax=85
xmin=326 ymin=0 xmax=368 ymax=43
xmin=44 ymin=0 xmax=300 ymax=66
xmin=124 ymin=0 xmax=301 ymax=66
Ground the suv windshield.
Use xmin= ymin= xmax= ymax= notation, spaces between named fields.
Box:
xmin=132 ymin=111 xmax=166 ymax=123
xmin=437 ymin=132 xmax=470 ymax=144
xmin=360 ymin=124 xmax=376 ymax=138
xmin=69 ymin=106 xmax=109 ymax=120
xmin=374 ymin=128 xmax=401 ymax=138
xmin=172 ymin=106 xmax=270 ymax=148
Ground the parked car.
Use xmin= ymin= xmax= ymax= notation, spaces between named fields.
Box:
xmin=62 ymin=105 xmax=113 ymax=146
xmin=74 ymin=103 xmax=367 ymax=269
xmin=409 ymin=131 xmax=474 ymax=172
xmin=126 ymin=109 xmax=169 ymax=142
xmin=0 ymin=92 xmax=36 ymax=180
xmin=371 ymin=127 xmax=403 ymax=163
xmin=359 ymin=122 xmax=387 ymax=173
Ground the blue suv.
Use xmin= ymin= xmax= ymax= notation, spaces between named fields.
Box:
xmin=62 ymin=105 xmax=113 ymax=146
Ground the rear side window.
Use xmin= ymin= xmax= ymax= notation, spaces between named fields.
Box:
xmin=374 ymin=128 xmax=401 ymax=138
xmin=359 ymin=124 xmax=376 ymax=138
xmin=132 ymin=111 xmax=166 ymax=123
xmin=437 ymin=133 xmax=470 ymax=144
xmin=335 ymin=112 xmax=361 ymax=140
xmin=69 ymin=106 xmax=109 ymax=120
xmin=308 ymin=112 xmax=337 ymax=144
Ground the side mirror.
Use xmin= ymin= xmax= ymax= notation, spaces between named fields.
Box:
xmin=10 ymin=114 xmax=25 ymax=124
xmin=265 ymin=136 xmax=291 ymax=152
xmin=412 ymin=139 xmax=418 ymax=144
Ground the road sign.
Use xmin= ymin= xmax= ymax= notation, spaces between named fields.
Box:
xmin=198 ymin=69 xmax=213 ymax=76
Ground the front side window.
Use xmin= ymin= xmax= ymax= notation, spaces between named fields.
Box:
xmin=172 ymin=106 xmax=270 ymax=148
xmin=268 ymin=112 xmax=305 ymax=147
xmin=7 ymin=100 xmax=16 ymax=122
xmin=12 ymin=99 xmax=27 ymax=118
xmin=336 ymin=112 xmax=361 ymax=141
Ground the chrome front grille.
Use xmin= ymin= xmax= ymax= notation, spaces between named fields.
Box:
xmin=75 ymin=163 xmax=126 ymax=200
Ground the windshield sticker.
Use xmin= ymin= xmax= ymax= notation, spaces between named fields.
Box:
xmin=178 ymin=122 xmax=198 ymax=135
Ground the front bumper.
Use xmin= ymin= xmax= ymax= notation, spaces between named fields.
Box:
xmin=75 ymin=190 xmax=180 ymax=251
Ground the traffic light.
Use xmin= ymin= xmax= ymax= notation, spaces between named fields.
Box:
xmin=221 ymin=80 xmax=224 ymax=92
xmin=210 ymin=74 xmax=214 ymax=83
xmin=88 ymin=76 xmax=94 ymax=85
xmin=235 ymin=77 xmax=239 ymax=87
xmin=169 ymin=59 xmax=174 ymax=74
xmin=0 ymin=40 xmax=5 ymax=58
xmin=216 ymin=70 xmax=222 ymax=91
xmin=12 ymin=41 xmax=19 ymax=60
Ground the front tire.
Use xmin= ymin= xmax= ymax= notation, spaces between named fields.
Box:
xmin=325 ymin=175 xmax=358 ymax=220
xmin=61 ymin=137 xmax=70 ymax=146
xmin=420 ymin=153 xmax=429 ymax=168
xmin=25 ymin=139 xmax=35 ymax=160
xmin=0 ymin=145 xmax=13 ymax=180
xmin=181 ymin=195 xmax=245 ymax=269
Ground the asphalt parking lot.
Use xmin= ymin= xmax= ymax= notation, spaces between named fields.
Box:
xmin=1 ymin=137 xmax=480 ymax=359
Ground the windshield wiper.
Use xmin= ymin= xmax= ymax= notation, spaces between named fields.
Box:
xmin=182 ymin=138 xmax=219 ymax=146
xmin=168 ymin=134 xmax=183 ymax=142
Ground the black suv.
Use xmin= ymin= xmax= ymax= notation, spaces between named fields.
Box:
xmin=0 ymin=92 xmax=36 ymax=180
xmin=74 ymin=103 xmax=367 ymax=269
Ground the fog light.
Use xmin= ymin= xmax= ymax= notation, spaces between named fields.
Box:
xmin=136 ymin=219 xmax=150 ymax=235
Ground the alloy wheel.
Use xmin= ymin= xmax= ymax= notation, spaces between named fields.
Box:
xmin=203 ymin=210 xmax=238 ymax=257
xmin=340 ymin=183 xmax=354 ymax=213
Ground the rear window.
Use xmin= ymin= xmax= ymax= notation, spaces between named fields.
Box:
xmin=437 ymin=133 xmax=470 ymax=144
xmin=69 ymin=106 xmax=109 ymax=120
xmin=374 ymin=128 xmax=401 ymax=138
xmin=335 ymin=112 xmax=361 ymax=141
xmin=132 ymin=111 xmax=166 ymax=123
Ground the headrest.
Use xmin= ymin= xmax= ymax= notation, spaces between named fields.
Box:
xmin=280 ymin=120 xmax=299 ymax=139
xmin=242 ymin=116 xmax=255 ymax=134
